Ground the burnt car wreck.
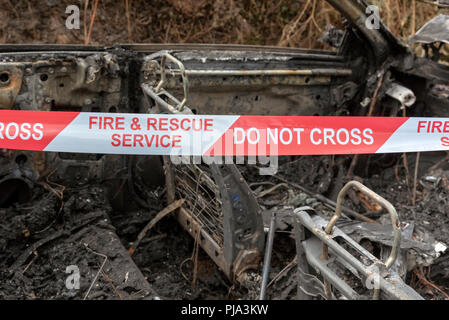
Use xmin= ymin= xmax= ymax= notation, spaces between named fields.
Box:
xmin=1 ymin=0 xmax=449 ymax=300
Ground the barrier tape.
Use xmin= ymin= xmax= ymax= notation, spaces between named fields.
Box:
xmin=0 ymin=110 xmax=448 ymax=156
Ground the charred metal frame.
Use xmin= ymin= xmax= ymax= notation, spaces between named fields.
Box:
xmin=295 ymin=210 xmax=423 ymax=299
xmin=163 ymin=161 xmax=265 ymax=280
xmin=143 ymin=52 xmax=265 ymax=280
xmin=293 ymin=181 xmax=423 ymax=300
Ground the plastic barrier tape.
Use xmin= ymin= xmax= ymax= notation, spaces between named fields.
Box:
xmin=0 ymin=110 xmax=448 ymax=156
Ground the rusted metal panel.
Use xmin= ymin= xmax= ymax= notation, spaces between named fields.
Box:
xmin=0 ymin=65 xmax=23 ymax=109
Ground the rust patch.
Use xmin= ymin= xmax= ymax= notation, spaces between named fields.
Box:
xmin=0 ymin=66 xmax=23 ymax=109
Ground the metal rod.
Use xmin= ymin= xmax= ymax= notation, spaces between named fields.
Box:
xmin=125 ymin=43 xmax=346 ymax=60
xmin=167 ymin=69 xmax=352 ymax=77
xmin=412 ymin=152 xmax=421 ymax=205
xmin=259 ymin=212 xmax=277 ymax=300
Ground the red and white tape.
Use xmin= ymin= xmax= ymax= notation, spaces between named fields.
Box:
xmin=0 ymin=110 xmax=448 ymax=156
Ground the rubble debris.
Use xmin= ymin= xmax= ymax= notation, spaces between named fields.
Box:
xmin=251 ymin=156 xmax=449 ymax=300
xmin=319 ymin=25 xmax=345 ymax=48
xmin=339 ymin=219 xmax=447 ymax=276
xmin=0 ymin=185 xmax=158 ymax=300
xmin=128 ymin=199 xmax=185 ymax=255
